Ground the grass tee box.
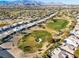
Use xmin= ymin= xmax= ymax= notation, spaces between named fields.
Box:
xmin=46 ymin=19 xmax=69 ymax=31
xmin=18 ymin=30 xmax=52 ymax=53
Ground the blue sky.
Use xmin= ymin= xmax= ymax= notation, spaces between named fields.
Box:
xmin=0 ymin=0 xmax=17 ymax=1
xmin=0 ymin=0 xmax=79 ymax=5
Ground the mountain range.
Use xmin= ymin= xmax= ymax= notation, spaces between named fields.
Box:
xmin=0 ymin=0 xmax=44 ymax=6
xmin=0 ymin=0 xmax=65 ymax=7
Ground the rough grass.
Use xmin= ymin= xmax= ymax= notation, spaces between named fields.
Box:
xmin=0 ymin=22 xmax=8 ymax=27
xmin=74 ymin=47 xmax=79 ymax=57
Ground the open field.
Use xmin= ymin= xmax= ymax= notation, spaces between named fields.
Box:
xmin=18 ymin=30 xmax=52 ymax=53
xmin=46 ymin=19 xmax=69 ymax=31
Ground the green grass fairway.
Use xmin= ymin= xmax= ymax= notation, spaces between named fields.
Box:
xmin=46 ymin=19 xmax=69 ymax=31
xmin=18 ymin=30 xmax=52 ymax=53
xmin=31 ymin=30 xmax=52 ymax=42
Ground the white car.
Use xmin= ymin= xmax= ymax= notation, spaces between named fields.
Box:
xmin=13 ymin=27 xmax=20 ymax=31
